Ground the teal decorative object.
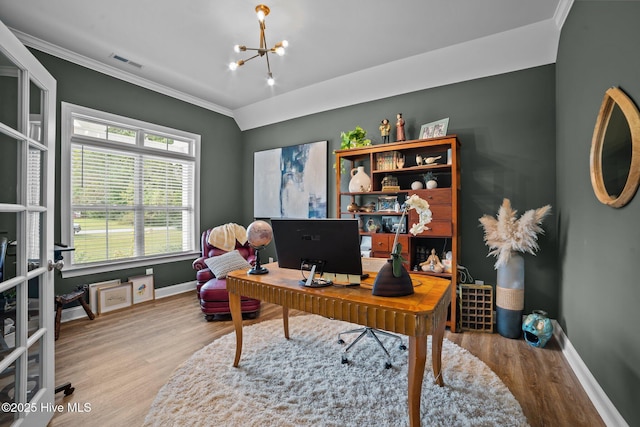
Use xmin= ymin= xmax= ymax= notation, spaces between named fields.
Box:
xmin=522 ymin=310 xmax=553 ymax=348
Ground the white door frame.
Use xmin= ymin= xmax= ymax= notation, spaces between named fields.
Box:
xmin=0 ymin=19 xmax=56 ymax=427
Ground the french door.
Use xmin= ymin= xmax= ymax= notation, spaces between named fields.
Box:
xmin=0 ymin=19 xmax=56 ymax=426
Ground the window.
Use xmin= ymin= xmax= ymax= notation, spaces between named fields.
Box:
xmin=61 ymin=103 xmax=200 ymax=277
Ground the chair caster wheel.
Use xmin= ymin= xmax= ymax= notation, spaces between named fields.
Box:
xmin=399 ymin=344 xmax=407 ymax=351
xmin=384 ymin=362 xmax=392 ymax=369
xmin=204 ymin=315 xmax=215 ymax=322
xmin=337 ymin=339 xmax=345 ymax=345
xmin=341 ymin=355 xmax=349 ymax=364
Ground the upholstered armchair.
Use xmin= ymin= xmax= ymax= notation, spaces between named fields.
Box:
xmin=193 ymin=227 xmax=261 ymax=320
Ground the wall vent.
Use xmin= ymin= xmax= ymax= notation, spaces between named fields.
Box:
xmin=109 ymin=53 xmax=143 ymax=69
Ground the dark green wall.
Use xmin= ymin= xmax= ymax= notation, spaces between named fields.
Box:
xmin=556 ymin=2 xmax=640 ymax=425
xmin=241 ymin=65 xmax=558 ymax=316
xmin=22 ymin=4 xmax=636 ymax=421
xmin=30 ymin=50 xmax=242 ymax=294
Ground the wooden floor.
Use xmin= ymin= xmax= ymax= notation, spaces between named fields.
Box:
xmin=49 ymin=291 xmax=604 ymax=427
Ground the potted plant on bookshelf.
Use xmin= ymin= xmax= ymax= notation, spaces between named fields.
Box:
xmin=334 ymin=126 xmax=372 ymax=173
xmin=423 ymin=171 xmax=438 ymax=189
xmin=372 ymin=194 xmax=432 ymax=297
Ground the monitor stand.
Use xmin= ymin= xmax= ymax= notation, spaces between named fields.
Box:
xmin=299 ymin=263 xmax=333 ymax=288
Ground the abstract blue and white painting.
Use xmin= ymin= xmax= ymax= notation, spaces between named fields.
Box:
xmin=254 ymin=140 xmax=327 ymax=218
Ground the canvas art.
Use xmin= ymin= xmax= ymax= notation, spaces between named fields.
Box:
xmin=254 ymin=140 xmax=327 ymax=218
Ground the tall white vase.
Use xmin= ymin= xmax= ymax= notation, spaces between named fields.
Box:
xmin=496 ymin=252 xmax=525 ymax=339
xmin=349 ymin=166 xmax=371 ymax=192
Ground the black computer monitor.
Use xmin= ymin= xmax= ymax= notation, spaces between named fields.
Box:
xmin=271 ymin=218 xmax=363 ymax=287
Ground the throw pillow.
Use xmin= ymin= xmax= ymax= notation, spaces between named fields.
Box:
xmin=204 ymin=250 xmax=251 ymax=279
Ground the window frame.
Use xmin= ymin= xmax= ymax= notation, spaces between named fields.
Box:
xmin=60 ymin=102 xmax=201 ymax=278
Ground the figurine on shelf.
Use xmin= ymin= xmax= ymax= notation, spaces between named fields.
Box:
xmin=420 ymin=248 xmax=444 ymax=273
xmin=396 ymin=113 xmax=405 ymax=142
xmin=379 ymin=118 xmax=391 ymax=143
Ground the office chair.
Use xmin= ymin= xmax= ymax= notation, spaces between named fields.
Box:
xmin=337 ymin=326 xmax=407 ymax=369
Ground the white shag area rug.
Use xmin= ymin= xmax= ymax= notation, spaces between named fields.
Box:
xmin=144 ymin=316 xmax=528 ymax=427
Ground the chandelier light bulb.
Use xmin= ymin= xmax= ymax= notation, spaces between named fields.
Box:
xmin=255 ymin=4 xmax=270 ymax=22
xmin=275 ymin=47 xmax=285 ymax=56
xmin=229 ymin=62 xmax=238 ymax=71
xmin=233 ymin=45 xmax=240 ymax=53
xmin=281 ymin=40 xmax=289 ymax=48
xmin=267 ymin=73 xmax=275 ymax=86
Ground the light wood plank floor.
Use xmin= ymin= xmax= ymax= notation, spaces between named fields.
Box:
xmin=49 ymin=292 xmax=604 ymax=427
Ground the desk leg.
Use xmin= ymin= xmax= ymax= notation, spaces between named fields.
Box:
xmin=408 ymin=335 xmax=427 ymax=427
xmin=282 ymin=306 xmax=289 ymax=339
xmin=229 ymin=292 xmax=243 ymax=367
xmin=432 ymin=314 xmax=447 ymax=387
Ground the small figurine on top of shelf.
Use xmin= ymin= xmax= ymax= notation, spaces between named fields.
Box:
xmin=379 ymin=118 xmax=391 ymax=143
xmin=396 ymin=113 xmax=406 ymax=142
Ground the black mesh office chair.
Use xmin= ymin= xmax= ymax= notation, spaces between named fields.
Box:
xmin=337 ymin=326 xmax=407 ymax=369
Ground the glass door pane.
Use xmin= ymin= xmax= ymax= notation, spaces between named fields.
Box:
xmin=0 ymin=50 xmax=18 ymax=130
xmin=0 ymin=133 xmax=19 ymax=206
xmin=29 ymin=80 xmax=43 ymax=143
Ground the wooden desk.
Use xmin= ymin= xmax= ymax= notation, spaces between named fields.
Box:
xmin=227 ymin=263 xmax=451 ymax=427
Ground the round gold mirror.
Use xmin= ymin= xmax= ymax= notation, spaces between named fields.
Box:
xmin=590 ymin=87 xmax=640 ymax=208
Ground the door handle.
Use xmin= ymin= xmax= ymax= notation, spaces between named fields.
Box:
xmin=48 ymin=259 xmax=64 ymax=271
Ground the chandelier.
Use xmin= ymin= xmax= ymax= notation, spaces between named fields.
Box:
xmin=228 ymin=4 xmax=288 ymax=86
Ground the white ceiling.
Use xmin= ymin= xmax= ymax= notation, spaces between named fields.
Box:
xmin=0 ymin=0 xmax=572 ymax=130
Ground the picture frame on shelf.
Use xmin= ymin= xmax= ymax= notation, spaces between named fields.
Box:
xmin=366 ymin=218 xmax=380 ymax=233
xmin=97 ymin=282 xmax=133 ymax=314
xmin=420 ymin=118 xmax=449 ymax=139
xmin=377 ymin=196 xmax=398 ymax=212
xmin=382 ymin=215 xmax=407 ymax=234
xmin=128 ymin=274 xmax=155 ymax=304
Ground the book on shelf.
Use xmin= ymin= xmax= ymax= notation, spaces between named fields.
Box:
xmin=375 ymin=151 xmax=402 ymax=171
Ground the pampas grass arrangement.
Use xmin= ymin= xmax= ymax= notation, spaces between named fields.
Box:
xmin=479 ymin=199 xmax=551 ymax=269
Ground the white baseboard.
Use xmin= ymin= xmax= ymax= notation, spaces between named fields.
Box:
xmin=59 ymin=280 xmax=197 ymax=323
xmin=154 ymin=280 xmax=197 ymax=299
xmin=552 ymin=320 xmax=628 ymax=427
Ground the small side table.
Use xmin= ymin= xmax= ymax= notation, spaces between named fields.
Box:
xmin=55 ymin=285 xmax=95 ymax=340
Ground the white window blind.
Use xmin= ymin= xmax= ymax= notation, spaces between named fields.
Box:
xmin=61 ymin=103 xmax=200 ymax=275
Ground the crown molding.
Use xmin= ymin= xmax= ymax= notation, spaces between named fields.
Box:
xmin=233 ymin=18 xmax=562 ymax=131
xmin=554 ymin=0 xmax=574 ymax=30
xmin=10 ymin=28 xmax=233 ymax=118
xmin=9 ymin=0 xmax=574 ymax=131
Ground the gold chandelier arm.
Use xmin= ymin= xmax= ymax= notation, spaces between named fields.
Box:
xmin=259 ymin=20 xmax=267 ymax=51
xmin=265 ymin=47 xmax=272 ymax=74
xmin=241 ymin=47 xmax=270 ymax=54
xmin=240 ymin=53 xmax=261 ymax=64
